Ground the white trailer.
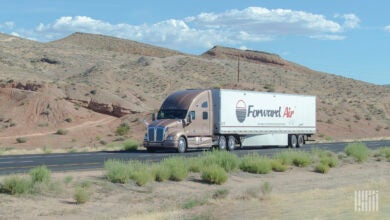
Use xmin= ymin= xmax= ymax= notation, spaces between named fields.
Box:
xmin=144 ymin=89 xmax=316 ymax=153
xmin=213 ymin=89 xmax=316 ymax=147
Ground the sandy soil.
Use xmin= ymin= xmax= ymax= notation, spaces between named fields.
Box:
xmin=0 ymin=159 xmax=388 ymax=220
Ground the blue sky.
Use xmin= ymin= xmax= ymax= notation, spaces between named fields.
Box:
xmin=1 ymin=0 xmax=389 ymax=85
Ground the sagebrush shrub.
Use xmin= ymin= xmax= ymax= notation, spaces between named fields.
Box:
xmin=240 ymin=153 xmax=272 ymax=174
xmin=1 ymin=176 xmax=32 ymax=195
xmin=122 ymin=139 xmax=139 ymax=151
xmin=314 ymin=163 xmax=330 ymax=173
xmin=116 ymin=123 xmax=130 ymax=136
xmin=29 ymin=165 xmax=51 ymax=183
xmin=201 ymin=165 xmax=228 ymax=184
xmin=202 ymin=150 xmax=240 ymax=172
xmin=74 ymin=187 xmax=89 ymax=204
xmin=162 ymin=157 xmax=188 ymax=181
xmin=345 ymin=142 xmax=369 ymax=162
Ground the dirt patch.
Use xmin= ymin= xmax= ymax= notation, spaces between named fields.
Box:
xmin=0 ymin=160 xmax=388 ymax=219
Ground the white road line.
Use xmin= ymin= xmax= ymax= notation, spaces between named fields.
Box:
xmin=0 ymin=160 xmax=33 ymax=164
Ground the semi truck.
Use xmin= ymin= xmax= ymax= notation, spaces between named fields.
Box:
xmin=143 ymin=89 xmax=316 ymax=153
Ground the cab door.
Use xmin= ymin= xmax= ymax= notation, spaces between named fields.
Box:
xmin=185 ymin=91 xmax=212 ymax=147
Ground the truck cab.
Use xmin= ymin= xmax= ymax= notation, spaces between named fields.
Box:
xmin=143 ymin=89 xmax=213 ymax=153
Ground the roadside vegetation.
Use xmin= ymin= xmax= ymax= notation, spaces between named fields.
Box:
xmin=1 ymin=143 xmax=389 ymax=206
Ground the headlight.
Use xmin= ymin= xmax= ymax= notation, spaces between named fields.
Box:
xmin=166 ymin=135 xmax=174 ymax=141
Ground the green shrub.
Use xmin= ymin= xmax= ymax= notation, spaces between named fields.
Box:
xmin=104 ymin=159 xmax=153 ymax=186
xmin=104 ymin=160 xmax=131 ymax=184
xmin=201 ymin=165 xmax=228 ymax=184
xmin=187 ymin=157 xmax=203 ymax=173
xmin=274 ymin=150 xmax=312 ymax=167
xmin=345 ymin=142 xmax=369 ymax=162
xmin=202 ymin=150 xmax=240 ymax=172
xmin=379 ymin=147 xmax=390 ymax=159
xmin=314 ymin=163 xmax=330 ymax=173
xmin=115 ymin=123 xmax=130 ymax=136
xmin=1 ymin=176 xmax=32 ymax=195
xmin=132 ymin=170 xmax=153 ymax=186
xmin=74 ymin=187 xmax=89 ymax=204
xmin=16 ymin=137 xmax=27 ymax=143
xmin=162 ymin=157 xmax=188 ymax=181
xmin=29 ymin=166 xmax=51 ymax=183
xmin=273 ymin=151 xmax=294 ymax=165
xmin=270 ymin=159 xmax=288 ymax=172
xmin=240 ymin=153 xmax=272 ymax=174
xmin=153 ymin=164 xmax=171 ymax=182
xmin=291 ymin=152 xmax=312 ymax=167
xmin=319 ymin=156 xmax=338 ymax=168
xmin=55 ymin=129 xmax=68 ymax=135
xmin=122 ymin=139 xmax=139 ymax=151
xmin=312 ymin=149 xmax=339 ymax=168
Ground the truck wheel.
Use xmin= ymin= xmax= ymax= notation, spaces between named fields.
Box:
xmin=177 ymin=136 xmax=187 ymax=153
xmin=218 ymin=136 xmax=226 ymax=150
xmin=289 ymin=135 xmax=297 ymax=148
xmin=297 ymin=135 xmax=304 ymax=148
xmin=227 ymin=136 xmax=236 ymax=151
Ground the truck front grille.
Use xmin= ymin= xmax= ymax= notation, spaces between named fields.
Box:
xmin=148 ymin=127 xmax=165 ymax=142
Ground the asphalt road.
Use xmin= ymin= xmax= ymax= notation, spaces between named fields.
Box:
xmin=0 ymin=140 xmax=389 ymax=175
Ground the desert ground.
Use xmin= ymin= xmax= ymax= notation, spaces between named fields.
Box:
xmin=0 ymin=156 xmax=388 ymax=220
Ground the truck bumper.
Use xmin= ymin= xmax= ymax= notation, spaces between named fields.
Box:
xmin=143 ymin=140 xmax=178 ymax=150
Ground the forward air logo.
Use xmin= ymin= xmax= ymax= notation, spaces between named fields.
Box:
xmin=235 ymin=100 xmax=295 ymax=123
xmin=236 ymin=100 xmax=247 ymax=123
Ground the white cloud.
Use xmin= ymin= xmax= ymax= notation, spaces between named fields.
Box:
xmin=15 ymin=7 xmax=358 ymax=52
xmin=385 ymin=25 xmax=390 ymax=32
xmin=310 ymin=34 xmax=345 ymax=40
xmin=334 ymin=14 xmax=360 ymax=29
xmin=0 ymin=21 xmax=15 ymax=29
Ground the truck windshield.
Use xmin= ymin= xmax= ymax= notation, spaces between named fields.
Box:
xmin=157 ymin=110 xmax=187 ymax=119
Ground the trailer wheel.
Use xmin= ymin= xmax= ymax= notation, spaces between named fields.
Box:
xmin=218 ymin=136 xmax=227 ymax=150
xmin=289 ymin=135 xmax=298 ymax=148
xmin=177 ymin=136 xmax=187 ymax=153
xmin=227 ymin=136 xmax=236 ymax=151
xmin=297 ymin=135 xmax=304 ymax=148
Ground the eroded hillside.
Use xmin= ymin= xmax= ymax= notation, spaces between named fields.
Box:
xmin=0 ymin=32 xmax=389 ymax=150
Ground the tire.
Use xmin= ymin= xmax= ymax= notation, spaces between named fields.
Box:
xmin=177 ymin=136 xmax=187 ymax=153
xmin=218 ymin=136 xmax=227 ymax=150
xmin=227 ymin=136 xmax=236 ymax=151
xmin=289 ymin=135 xmax=297 ymax=148
xmin=297 ymin=135 xmax=304 ymax=148
xmin=146 ymin=148 xmax=155 ymax=153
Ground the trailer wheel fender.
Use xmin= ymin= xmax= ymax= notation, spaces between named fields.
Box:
xmin=289 ymin=134 xmax=298 ymax=148
xmin=227 ymin=136 xmax=236 ymax=151
xmin=177 ymin=136 xmax=187 ymax=153
xmin=297 ymin=135 xmax=304 ymax=148
xmin=218 ymin=136 xmax=227 ymax=150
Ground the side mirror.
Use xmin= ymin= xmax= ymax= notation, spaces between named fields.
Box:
xmin=187 ymin=114 xmax=192 ymax=124
xmin=152 ymin=113 xmax=156 ymax=121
